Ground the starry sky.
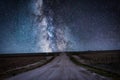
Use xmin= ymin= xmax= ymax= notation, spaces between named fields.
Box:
xmin=0 ymin=0 xmax=120 ymax=53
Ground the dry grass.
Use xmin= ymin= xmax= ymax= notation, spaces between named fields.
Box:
xmin=67 ymin=50 xmax=120 ymax=80
xmin=0 ymin=53 xmax=58 ymax=79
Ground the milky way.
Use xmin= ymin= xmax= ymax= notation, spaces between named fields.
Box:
xmin=33 ymin=0 xmax=69 ymax=52
xmin=0 ymin=0 xmax=120 ymax=53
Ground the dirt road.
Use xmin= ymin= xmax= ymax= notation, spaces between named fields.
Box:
xmin=7 ymin=53 xmax=110 ymax=80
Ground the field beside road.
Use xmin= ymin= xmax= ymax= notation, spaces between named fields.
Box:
xmin=68 ymin=50 xmax=120 ymax=80
xmin=0 ymin=53 xmax=59 ymax=79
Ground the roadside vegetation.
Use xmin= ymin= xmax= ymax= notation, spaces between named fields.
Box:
xmin=0 ymin=53 xmax=59 ymax=79
xmin=67 ymin=50 xmax=120 ymax=80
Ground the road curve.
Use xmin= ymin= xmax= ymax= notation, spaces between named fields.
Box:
xmin=6 ymin=53 xmax=111 ymax=80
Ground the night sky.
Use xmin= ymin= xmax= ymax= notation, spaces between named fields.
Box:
xmin=0 ymin=0 xmax=120 ymax=53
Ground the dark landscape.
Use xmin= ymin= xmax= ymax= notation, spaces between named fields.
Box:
xmin=0 ymin=50 xmax=120 ymax=80
xmin=0 ymin=53 xmax=59 ymax=79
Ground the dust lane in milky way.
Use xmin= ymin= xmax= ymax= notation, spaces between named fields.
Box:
xmin=33 ymin=0 xmax=69 ymax=52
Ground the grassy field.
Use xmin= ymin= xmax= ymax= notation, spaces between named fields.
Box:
xmin=67 ymin=50 xmax=120 ymax=80
xmin=0 ymin=53 xmax=59 ymax=79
